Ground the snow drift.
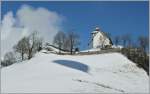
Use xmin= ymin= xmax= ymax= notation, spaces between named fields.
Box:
xmin=1 ymin=51 xmax=149 ymax=93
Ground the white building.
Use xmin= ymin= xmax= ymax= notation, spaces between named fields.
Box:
xmin=91 ymin=27 xmax=113 ymax=49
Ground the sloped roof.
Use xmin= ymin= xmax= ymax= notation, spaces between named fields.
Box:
xmin=92 ymin=27 xmax=113 ymax=45
xmin=100 ymin=31 xmax=113 ymax=45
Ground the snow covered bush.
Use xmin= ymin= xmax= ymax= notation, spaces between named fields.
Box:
xmin=1 ymin=52 xmax=16 ymax=67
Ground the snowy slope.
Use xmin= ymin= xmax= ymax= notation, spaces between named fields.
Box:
xmin=1 ymin=50 xmax=149 ymax=93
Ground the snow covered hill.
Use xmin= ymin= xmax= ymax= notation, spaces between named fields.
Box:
xmin=1 ymin=50 xmax=149 ymax=93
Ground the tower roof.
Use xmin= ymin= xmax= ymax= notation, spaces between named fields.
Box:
xmin=91 ymin=27 xmax=100 ymax=34
xmin=95 ymin=27 xmax=100 ymax=31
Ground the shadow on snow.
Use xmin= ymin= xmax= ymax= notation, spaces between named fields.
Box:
xmin=53 ymin=60 xmax=89 ymax=73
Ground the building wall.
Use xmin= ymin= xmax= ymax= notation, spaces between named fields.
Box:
xmin=92 ymin=32 xmax=111 ymax=48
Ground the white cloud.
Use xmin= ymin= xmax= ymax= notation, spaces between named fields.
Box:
xmin=1 ymin=12 xmax=15 ymax=40
xmin=1 ymin=5 xmax=64 ymax=57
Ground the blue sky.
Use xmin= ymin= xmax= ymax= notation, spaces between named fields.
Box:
xmin=1 ymin=1 xmax=149 ymax=50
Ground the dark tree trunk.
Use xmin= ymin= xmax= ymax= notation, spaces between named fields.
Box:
xmin=70 ymin=45 xmax=73 ymax=55
xmin=21 ymin=53 xmax=24 ymax=60
xmin=28 ymin=49 xmax=32 ymax=60
xmin=59 ymin=44 xmax=61 ymax=54
xmin=70 ymin=39 xmax=73 ymax=55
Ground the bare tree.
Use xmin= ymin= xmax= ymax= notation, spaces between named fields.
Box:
xmin=121 ymin=34 xmax=131 ymax=47
xmin=53 ymin=31 xmax=66 ymax=53
xmin=27 ymin=31 xmax=42 ymax=59
xmin=114 ymin=36 xmax=120 ymax=45
xmin=126 ymin=34 xmax=132 ymax=48
xmin=63 ymin=38 xmax=70 ymax=51
xmin=138 ymin=36 xmax=149 ymax=53
xmin=67 ymin=31 xmax=80 ymax=54
xmin=13 ymin=32 xmax=42 ymax=60
xmin=37 ymin=37 xmax=43 ymax=52
xmin=13 ymin=37 xmax=29 ymax=60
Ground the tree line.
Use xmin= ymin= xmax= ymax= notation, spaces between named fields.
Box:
xmin=113 ymin=34 xmax=149 ymax=52
xmin=113 ymin=34 xmax=149 ymax=75
xmin=1 ymin=32 xmax=43 ymax=67
xmin=1 ymin=30 xmax=149 ymax=75
xmin=1 ymin=31 xmax=80 ymax=67
xmin=53 ymin=31 xmax=80 ymax=54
